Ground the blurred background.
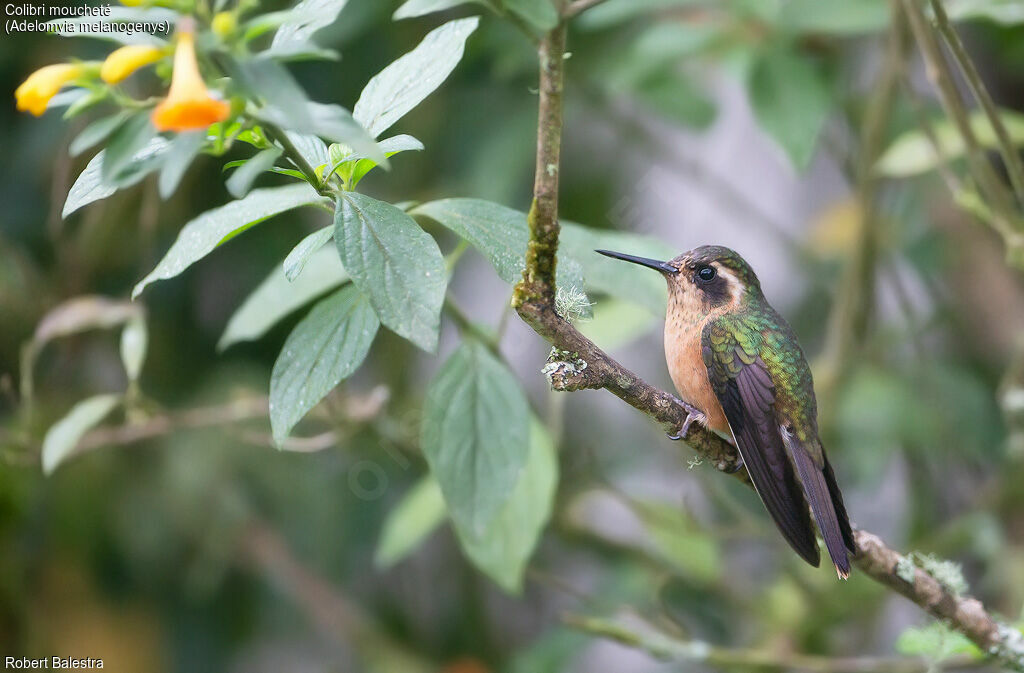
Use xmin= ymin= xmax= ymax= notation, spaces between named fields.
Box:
xmin=3 ymin=0 xmax=1024 ymax=671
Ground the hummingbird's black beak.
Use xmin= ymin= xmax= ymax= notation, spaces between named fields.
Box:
xmin=595 ymin=249 xmax=678 ymax=274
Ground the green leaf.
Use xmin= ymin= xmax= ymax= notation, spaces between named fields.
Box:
xmin=896 ymin=622 xmax=981 ymax=659
xmin=328 ymin=134 xmax=424 ymax=185
xmin=634 ymin=500 xmax=721 ymax=582
xmin=747 ymin=45 xmax=832 ymax=170
xmin=119 ymin=315 xmax=148 ymax=383
xmin=334 ymin=192 xmax=446 ymax=352
xmin=284 ymin=226 xmax=335 ymax=281
xmin=101 ymin=112 xmax=157 ymax=184
xmin=394 ymin=0 xmax=485 ymax=19
xmin=158 ymin=131 xmax=205 ymax=199
xmin=412 ymin=198 xmax=666 ymax=312
xmin=133 ymin=183 xmax=322 ymax=299
xmin=876 ymin=108 xmax=1024 ymax=177
xmin=287 ymin=132 xmax=329 ymax=167
xmin=42 ymin=394 xmax=122 ymax=475
xmin=410 ymin=198 xmax=530 ymax=283
xmin=453 ymin=419 xmax=557 ymax=593
xmin=271 ymin=0 xmax=349 ymax=48
xmin=353 ymin=17 xmax=480 ymax=138
xmin=576 ymin=0 xmax=701 ymax=30
xmin=632 ymin=69 xmax=716 ymax=130
xmin=421 ymin=341 xmax=530 ymax=539
xmin=579 ymin=299 xmax=659 ymax=350
xmin=558 ymin=224 xmax=670 ymax=314
xmin=270 ymin=284 xmax=380 ymax=444
xmin=219 ymin=245 xmax=348 ymax=350
xmin=776 ymin=0 xmax=889 ymax=35
xmin=375 ymin=476 xmax=447 ymax=568
xmin=503 ymin=0 xmax=557 ymax=30
xmin=64 ymin=138 xmax=170 ymax=218
xmin=945 ymin=0 xmax=1024 ymax=25
xmin=69 ymin=111 xmax=130 ymax=157
xmin=226 ymin=147 xmax=284 ymax=198
xmin=237 ymin=57 xmax=385 ymax=165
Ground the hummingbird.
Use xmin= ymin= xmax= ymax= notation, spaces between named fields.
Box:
xmin=596 ymin=245 xmax=855 ymax=578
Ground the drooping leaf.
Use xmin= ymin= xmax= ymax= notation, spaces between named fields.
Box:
xmin=133 ymin=183 xmax=322 ymax=299
xmin=226 ymin=147 xmax=284 ymax=198
xmin=452 ymin=419 xmax=557 ymax=593
xmin=269 ymin=285 xmax=379 ymax=444
xmin=64 ymin=138 xmax=170 ymax=218
xmin=219 ymin=245 xmax=348 ymax=350
xmin=334 ymin=192 xmax=446 ymax=352
xmin=158 ymin=131 xmax=205 ymax=199
xmin=632 ymin=68 xmax=716 ymax=130
xmin=271 ymin=0 xmax=349 ymax=47
xmin=410 ymin=198 xmax=527 ymax=283
xmin=101 ymin=112 xmax=157 ymax=184
xmin=580 ymin=299 xmax=659 ymax=350
xmin=69 ymin=111 xmax=131 ymax=157
xmin=421 ymin=341 xmax=530 ymax=538
xmin=503 ymin=0 xmax=557 ymax=30
xmin=237 ymin=57 xmax=385 ymax=165
xmin=412 ymin=198 xmax=665 ymax=312
xmin=119 ymin=315 xmax=148 ymax=383
xmin=353 ymin=17 xmax=480 ymax=138
xmin=394 ymin=0 xmax=485 ymax=19
xmin=747 ymin=45 xmax=832 ymax=170
xmin=287 ymin=131 xmax=330 ymax=168
xmin=559 ymin=223 xmax=670 ymax=314
xmin=42 ymin=394 xmax=122 ymax=475
xmin=375 ymin=476 xmax=447 ymax=568
xmin=876 ymin=108 xmax=1024 ymax=177
xmin=284 ymin=226 xmax=335 ymax=281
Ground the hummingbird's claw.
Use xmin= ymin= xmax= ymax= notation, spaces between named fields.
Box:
xmin=667 ymin=397 xmax=704 ymax=441
xmin=725 ymin=458 xmax=745 ymax=474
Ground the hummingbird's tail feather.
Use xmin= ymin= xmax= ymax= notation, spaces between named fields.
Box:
xmin=787 ymin=441 xmax=854 ymax=579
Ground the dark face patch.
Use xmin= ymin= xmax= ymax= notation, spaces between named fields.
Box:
xmin=692 ymin=263 xmax=731 ymax=308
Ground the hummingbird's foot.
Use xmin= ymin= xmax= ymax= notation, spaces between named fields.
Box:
xmin=667 ymin=397 xmax=704 ymax=441
xmin=724 ymin=458 xmax=745 ymax=474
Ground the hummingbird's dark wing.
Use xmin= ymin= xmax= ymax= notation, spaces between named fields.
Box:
xmin=701 ymin=320 xmax=820 ymax=568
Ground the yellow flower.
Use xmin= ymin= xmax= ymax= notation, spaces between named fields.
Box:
xmin=211 ymin=12 xmax=236 ymax=38
xmin=15 ymin=63 xmax=87 ymax=116
xmin=151 ymin=28 xmax=230 ymax=132
xmin=101 ymin=45 xmax=164 ymax=84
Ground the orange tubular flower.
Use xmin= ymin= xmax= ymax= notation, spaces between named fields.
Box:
xmin=101 ymin=45 xmax=164 ymax=84
xmin=151 ymin=29 xmax=230 ymax=132
xmin=15 ymin=63 xmax=87 ymax=116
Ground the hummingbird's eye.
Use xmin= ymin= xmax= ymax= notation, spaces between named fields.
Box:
xmin=696 ymin=265 xmax=716 ymax=283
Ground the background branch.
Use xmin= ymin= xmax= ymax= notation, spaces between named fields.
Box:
xmin=564 ymin=613 xmax=983 ymax=673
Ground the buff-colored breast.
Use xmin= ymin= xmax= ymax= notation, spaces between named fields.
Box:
xmin=664 ymin=292 xmax=731 ymax=435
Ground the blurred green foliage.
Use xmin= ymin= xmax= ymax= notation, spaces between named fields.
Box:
xmin=3 ymin=0 xmax=1024 ymax=672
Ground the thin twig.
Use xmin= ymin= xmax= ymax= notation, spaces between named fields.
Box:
xmin=900 ymin=0 xmax=1015 ymax=221
xmin=564 ymin=613 xmax=985 ymax=673
xmin=930 ymin=0 xmax=1024 ymax=206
